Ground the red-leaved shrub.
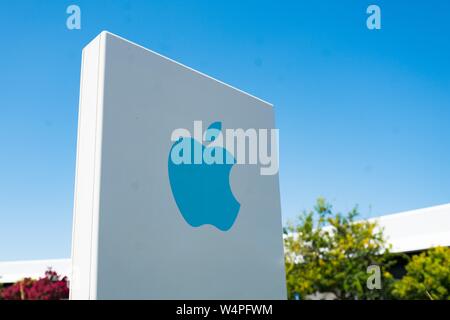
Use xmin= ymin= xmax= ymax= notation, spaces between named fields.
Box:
xmin=1 ymin=270 xmax=69 ymax=300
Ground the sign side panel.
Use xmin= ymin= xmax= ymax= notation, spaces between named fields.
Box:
xmin=89 ymin=32 xmax=107 ymax=300
xmin=70 ymin=36 xmax=102 ymax=300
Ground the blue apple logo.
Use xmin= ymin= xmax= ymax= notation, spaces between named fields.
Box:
xmin=168 ymin=122 xmax=240 ymax=231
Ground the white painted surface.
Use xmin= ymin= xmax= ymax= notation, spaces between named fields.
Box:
xmin=70 ymin=31 xmax=286 ymax=299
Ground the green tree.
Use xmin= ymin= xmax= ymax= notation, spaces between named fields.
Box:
xmin=284 ymin=198 xmax=397 ymax=300
xmin=392 ymin=246 xmax=450 ymax=300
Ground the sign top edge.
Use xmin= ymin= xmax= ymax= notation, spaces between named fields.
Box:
xmin=89 ymin=30 xmax=274 ymax=108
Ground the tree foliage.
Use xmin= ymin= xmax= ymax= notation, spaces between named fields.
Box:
xmin=392 ymin=246 xmax=450 ymax=300
xmin=284 ymin=198 xmax=397 ymax=299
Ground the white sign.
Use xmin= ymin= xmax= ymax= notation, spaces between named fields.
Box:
xmin=70 ymin=31 xmax=286 ymax=299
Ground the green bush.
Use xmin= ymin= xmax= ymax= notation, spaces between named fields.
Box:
xmin=284 ymin=198 xmax=398 ymax=300
xmin=392 ymin=246 xmax=450 ymax=300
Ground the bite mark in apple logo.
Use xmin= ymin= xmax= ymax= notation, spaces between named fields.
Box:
xmin=168 ymin=122 xmax=240 ymax=231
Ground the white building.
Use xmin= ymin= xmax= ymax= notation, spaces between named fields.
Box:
xmin=0 ymin=258 xmax=71 ymax=285
xmin=1 ymin=203 xmax=449 ymax=285
xmin=371 ymin=203 xmax=450 ymax=253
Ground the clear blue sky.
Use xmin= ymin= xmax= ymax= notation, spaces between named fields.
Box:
xmin=0 ymin=0 xmax=449 ymax=261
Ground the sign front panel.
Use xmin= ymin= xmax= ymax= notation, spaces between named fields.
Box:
xmin=71 ymin=31 xmax=286 ymax=299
